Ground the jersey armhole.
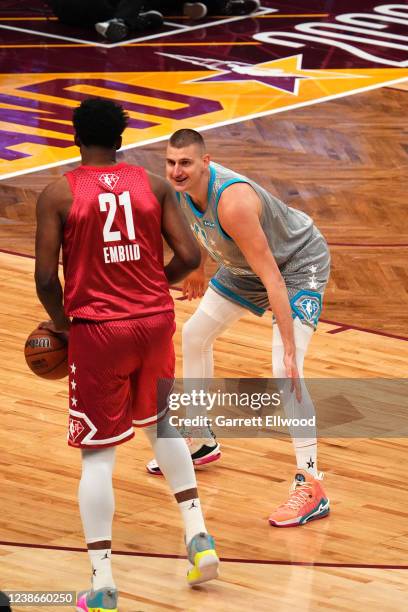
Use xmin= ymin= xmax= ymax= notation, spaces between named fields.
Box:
xmin=214 ymin=178 xmax=249 ymax=240
xmin=62 ymin=172 xmax=76 ymax=225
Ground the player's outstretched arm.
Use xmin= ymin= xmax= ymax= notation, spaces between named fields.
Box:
xmin=35 ymin=178 xmax=71 ymax=332
xmin=148 ymin=172 xmax=201 ymax=284
xmin=218 ymin=183 xmax=300 ymax=397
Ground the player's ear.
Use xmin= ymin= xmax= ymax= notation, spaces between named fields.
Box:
xmin=203 ymin=153 xmax=210 ymax=167
xmin=115 ymin=137 xmax=123 ymax=151
xmin=74 ymin=133 xmax=81 ymax=148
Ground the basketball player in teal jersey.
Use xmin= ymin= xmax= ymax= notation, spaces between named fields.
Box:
xmin=147 ymin=128 xmax=330 ymax=527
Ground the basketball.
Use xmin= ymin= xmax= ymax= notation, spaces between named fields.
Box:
xmin=24 ymin=327 xmax=68 ymax=380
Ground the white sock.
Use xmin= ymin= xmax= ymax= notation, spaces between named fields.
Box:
xmin=293 ymin=438 xmax=318 ymax=477
xmin=88 ymin=549 xmax=115 ymax=590
xmin=178 ymin=498 xmax=207 ymax=545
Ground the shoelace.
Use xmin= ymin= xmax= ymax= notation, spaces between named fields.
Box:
xmin=280 ymin=482 xmax=313 ymax=511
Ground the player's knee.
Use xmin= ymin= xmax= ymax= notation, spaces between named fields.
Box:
xmin=182 ymin=317 xmax=208 ymax=352
xmin=81 ymin=447 xmax=115 ymax=476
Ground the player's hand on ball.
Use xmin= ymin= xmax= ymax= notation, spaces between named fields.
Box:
xmin=38 ymin=319 xmax=70 ymax=341
xmin=183 ymin=269 xmax=206 ymax=300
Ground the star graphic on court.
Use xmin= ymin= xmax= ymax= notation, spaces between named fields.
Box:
xmin=307 ymin=458 xmax=315 ymax=469
xmin=71 ymin=397 xmax=78 ymax=407
xmin=71 ymin=380 xmax=77 ymax=390
xmin=308 ymin=278 xmax=318 ymax=290
xmin=158 ymin=52 xmax=367 ymax=96
xmin=70 ymin=363 xmax=76 ymax=374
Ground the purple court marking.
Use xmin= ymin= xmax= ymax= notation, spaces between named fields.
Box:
xmin=0 ymin=247 xmax=35 ymax=260
xmin=328 ymin=243 xmax=408 ymax=248
xmin=0 ymin=540 xmax=407 ymax=569
xmin=326 ymin=325 xmax=351 ymax=335
xmin=320 ymin=318 xmax=408 ymax=342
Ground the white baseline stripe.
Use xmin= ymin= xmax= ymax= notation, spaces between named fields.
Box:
xmin=1 ymin=74 xmax=407 ymax=182
xmin=163 ymin=21 xmax=189 ymax=30
xmin=0 ymin=22 xmax=107 ymax=47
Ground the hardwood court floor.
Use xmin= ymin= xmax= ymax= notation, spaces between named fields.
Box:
xmin=0 ymin=249 xmax=407 ymax=610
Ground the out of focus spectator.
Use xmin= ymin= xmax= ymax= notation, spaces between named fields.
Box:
xmin=47 ymin=1 xmax=163 ymax=42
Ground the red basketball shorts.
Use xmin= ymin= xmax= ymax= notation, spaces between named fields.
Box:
xmin=67 ymin=311 xmax=175 ymax=449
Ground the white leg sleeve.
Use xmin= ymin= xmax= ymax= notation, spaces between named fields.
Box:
xmin=272 ymin=318 xmax=319 ymax=476
xmin=78 ymin=447 xmax=116 ymax=544
xmin=182 ymin=287 xmax=246 ymax=431
xmin=144 ymin=416 xmax=197 ymax=494
xmin=182 ymin=286 xmax=247 ymax=379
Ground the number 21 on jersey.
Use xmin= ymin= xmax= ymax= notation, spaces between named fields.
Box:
xmin=98 ymin=191 xmax=141 ymax=264
xmin=99 ymin=191 xmax=136 ymax=242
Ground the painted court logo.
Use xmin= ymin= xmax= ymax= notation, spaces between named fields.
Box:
xmin=99 ymin=173 xmax=119 ymax=191
xmin=2 ymin=3 xmax=408 ymax=180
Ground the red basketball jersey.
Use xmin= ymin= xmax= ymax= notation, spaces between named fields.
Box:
xmin=63 ymin=163 xmax=173 ymax=320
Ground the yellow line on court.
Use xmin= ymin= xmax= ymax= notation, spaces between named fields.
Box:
xmin=0 ymin=41 xmax=260 ymax=48
xmin=0 ymin=16 xmax=58 ymax=21
xmin=0 ymin=13 xmax=328 ymax=21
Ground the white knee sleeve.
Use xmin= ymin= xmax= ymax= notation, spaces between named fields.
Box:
xmin=79 ymin=447 xmax=116 ymax=544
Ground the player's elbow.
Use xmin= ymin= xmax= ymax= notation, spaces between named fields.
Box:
xmin=183 ymin=248 xmax=201 ymax=271
xmin=35 ymin=270 xmax=59 ymax=294
xmin=178 ymin=241 xmax=201 ymax=271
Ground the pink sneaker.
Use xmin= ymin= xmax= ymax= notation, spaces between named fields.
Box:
xmin=269 ymin=470 xmax=330 ymax=527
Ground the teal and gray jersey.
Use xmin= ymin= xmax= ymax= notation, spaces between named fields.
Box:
xmin=178 ymin=162 xmax=330 ymax=327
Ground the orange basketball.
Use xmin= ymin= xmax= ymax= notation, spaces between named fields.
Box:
xmin=24 ymin=327 xmax=68 ymax=380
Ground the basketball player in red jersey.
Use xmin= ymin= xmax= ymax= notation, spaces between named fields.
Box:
xmin=34 ymin=99 xmax=219 ymax=612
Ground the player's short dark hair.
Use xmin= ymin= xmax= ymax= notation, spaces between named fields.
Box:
xmin=169 ymin=129 xmax=206 ymax=152
xmin=73 ymin=98 xmax=128 ymax=148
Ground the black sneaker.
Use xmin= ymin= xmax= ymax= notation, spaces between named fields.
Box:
xmin=135 ymin=10 xmax=164 ymax=31
xmin=95 ymin=18 xmax=129 ymax=42
xmin=146 ymin=431 xmax=221 ymax=475
xmin=224 ymin=0 xmax=260 ymax=15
